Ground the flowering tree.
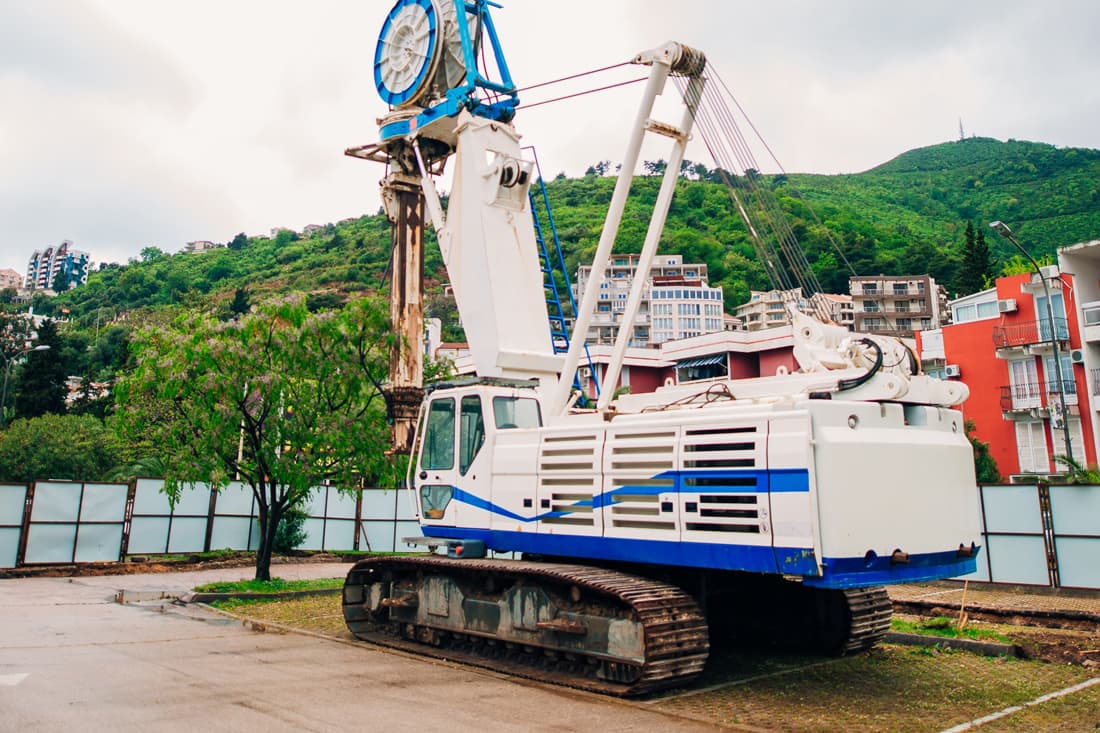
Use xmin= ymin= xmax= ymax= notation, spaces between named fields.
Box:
xmin=115 ymin=295 xmax=398 ymax=580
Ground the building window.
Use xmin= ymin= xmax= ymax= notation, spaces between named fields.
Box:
xmin=893 ymin=283 xmax=908 ymax=295
xmin=863 ymin=300 xmax=879 ymax=313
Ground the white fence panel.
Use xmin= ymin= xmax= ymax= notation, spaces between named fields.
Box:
xmin=0 ymin=484 xmax=26 ymax=569
xmin=1050 ymin=484 xmax=1100 ymax=589
xmin=24 ymin=482 xmax=82 ymax=564
xmin=978 ymin=485 xmax=1050 ymax=585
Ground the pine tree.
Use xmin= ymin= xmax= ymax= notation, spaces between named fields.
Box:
xmin=956 ymin=221 xmax=993 ymax=295
xmin=13 ymin=320 xmax=67 ymax=420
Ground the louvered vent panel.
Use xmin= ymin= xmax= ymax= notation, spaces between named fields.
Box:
xmin=539 ymin=434 xmax=598 ymax=527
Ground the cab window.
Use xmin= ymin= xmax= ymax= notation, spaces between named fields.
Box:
xmin=493 ymin=396 xmax=542 ymax=430
xmin=421 ymin=398 xmax=455 ymax=470
xmin=459 ymin=395 xmax=485 ymax=474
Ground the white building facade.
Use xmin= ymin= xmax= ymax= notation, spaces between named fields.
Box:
xmin=575 ymin=254 xmax=724 ymax=346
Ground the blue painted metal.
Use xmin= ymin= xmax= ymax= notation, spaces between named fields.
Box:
xmin=424 ymin=465 xmax=979 ymax=587
xmin=421 ymin=525 xmax=980 ymax=589
xmin=525 ymin=147 xmax=599 ymax=399
xmin=806 ymin=549 xmax=982 ymax=589
xmin=374 ymin=0 xmax=440 ymax=107
xmin=377 ymin=0 xmax=519 ymax=134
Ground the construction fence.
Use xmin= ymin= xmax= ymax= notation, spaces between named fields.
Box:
xmin=1 ymin=480 xmax=1098 ymax=590
xmin=0 ymin=478 xmax=422 ymax=569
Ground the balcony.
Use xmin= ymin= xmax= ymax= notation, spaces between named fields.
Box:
xmin=992 ymin=318 xmax=1069 ymax=350
xmin=999 ymin=379 xmax=1078 ymax=413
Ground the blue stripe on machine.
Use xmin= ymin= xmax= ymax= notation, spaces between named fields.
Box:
xmin=420 ymin=526 xmax=980 ymax=589
xmin=423 ymin=525 xmax=794 ymax=574
xmin=446 ymin=468 xmax=811 ymax=523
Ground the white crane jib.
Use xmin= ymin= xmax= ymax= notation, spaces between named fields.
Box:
xmin=548 ymin=41 xmax=707 ymax=416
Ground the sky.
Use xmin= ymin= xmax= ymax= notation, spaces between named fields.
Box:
xmin=2 ymin=0 xmax=1099 ymax=275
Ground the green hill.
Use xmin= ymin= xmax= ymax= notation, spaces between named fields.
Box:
xmin=34 ymin=137 xmax=1100 ymax=336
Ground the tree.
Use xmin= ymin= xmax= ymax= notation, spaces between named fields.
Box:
xmin=228 ymin=232 xmax=249 ymax=251
xmin=114 ymin=295 xmax=397 ymax=580
xmin=0 ymin=414 xmax=122 ymax=482
xmin=955 ymin=221 xmax=993 ymax=295
xmin=51 ymin=268 xmax=71 ymax=292
xmin=964 ymin=420 xmax=1001 ymax=484
xmin=227 ymin=287 xmax=251 ymax=319
xmin=13 ymin=319 xmax=66 ymax=420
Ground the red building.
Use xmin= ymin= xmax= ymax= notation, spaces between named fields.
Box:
xmin=922 ymin=249 xmax=1100 ymax=479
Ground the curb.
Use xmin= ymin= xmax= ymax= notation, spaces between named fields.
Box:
xmin=894 ymin=598 xmax=1100 ymax=625
xmin=884 ymin=631 xmax=1020 ymax=658
xmin=180 ymin=587 xmax=342 ymax=604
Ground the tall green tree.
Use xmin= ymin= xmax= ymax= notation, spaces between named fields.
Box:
xmin=13 ymin=319 xmax=67 ymax=420
xmin=114 ymin=295 xmax=398 ymax=580
xmin=955 ymin=221 xmax=994 ymax=295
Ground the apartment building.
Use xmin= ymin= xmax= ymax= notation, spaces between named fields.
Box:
xmin=25 ymin=241 xmax=90 ymax=291
xmin=734 ymin=288 xmax=854 ymax=331
xmin=0 ymin=268 xmax=22 ymax=290
xmin=920 ymin=243 xmax=1100 ymax=479
xmin=574 ymin=254 xmax=724 ymax=346
xmin=850 ymin=274 xmax=947 ymax=336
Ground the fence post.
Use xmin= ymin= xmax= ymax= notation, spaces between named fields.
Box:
xmin=353 ymin=489 xmax=363 ymax=551
xmin=1037 ymin=482 xmax=1061 ymax=587
xmin=119 ymin=480 xmax=137 ymax=560
xmin=203 ymin=484 xmax=218 ymax=553
xmin=978 ymin=484 xmax=993 ymax=581
xmin=15 ymin=482 xmax=35 ymax=567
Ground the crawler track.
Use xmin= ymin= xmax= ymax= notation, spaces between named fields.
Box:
xmin=342 ymin=556 xmax=709 ymax=696
xmin=839 ymin=586 xmax=893 ymax=653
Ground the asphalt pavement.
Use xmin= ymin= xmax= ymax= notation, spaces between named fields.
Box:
xmin=0 ymin=562 xmax=722 ymax=732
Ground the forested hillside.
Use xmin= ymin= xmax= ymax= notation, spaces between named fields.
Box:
xmin=25 ymin=136 xmax=1100 ymax=333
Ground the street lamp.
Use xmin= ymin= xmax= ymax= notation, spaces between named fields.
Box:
xmin=990 ymin=220 xmax=1074 ymax=467
xmin=0 ymin=344 xmax=50 ymax=428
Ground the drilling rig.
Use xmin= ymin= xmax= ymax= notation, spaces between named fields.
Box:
xmin=342 ymin=0 xmax=981 ymax=695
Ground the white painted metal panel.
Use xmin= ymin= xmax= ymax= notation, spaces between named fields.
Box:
xmin=74 ymin=524 xmax=123 ymax=563
xmin=132 ymin=478 xmax=171 ymax=515
xmin=1050 ymin=484 xmax=1100 ymax=589
xmin=0 ymin=528 xmax=20 ymax=568
xmin=360 ymin=520 xmax=395 ymax=553
xmin=987 ymin=535 xmax=1049 ymax=585
xmin=679 ymin=417 xmax=773 ymax=552
xmin=166 ymin=517 xmax=206 ymax=553
xmin=812 ymin=401 xmax=979 ymax=559
xmin=0 ymin=484 xmax=26 ymax=525
xmin=982 ymin=485 xmax=1043 ymax=533
xmin=323 ymin=519 xmax=356 ymax=550
xmin=1054 ymin=538 xmax=1100 ymax=589
xmin=208 ymin=516 xmax=255 ymax=550
xmin=361 ymin=490 xmax=399 ymax=520
xmin=79 ymin=484 xmax=127 ymax=522
xmin=213 ymin=483 xmax=254 ymax=516
xmin=299 ymin=518 xmax=325 ymax=550
xmin=29 ymin=482 xmax=81 ymax=522
xmin=326 ymin=490 xmax=358 ymax=519
xmin=172 ymin=483 xmax=212 ymax=517
xmin=1049 ymin=485 xmax=1100 ymax=534
xmin=23 ymin=524 xmax=76 ymax=563
xmin=127 ymin=517 xmax=171 ymax=554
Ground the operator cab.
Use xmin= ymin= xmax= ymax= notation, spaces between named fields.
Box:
xmin=413 ymin=378 xmax=542 ymax=524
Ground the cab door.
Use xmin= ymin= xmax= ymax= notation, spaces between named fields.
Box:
xmin=416 ymin=395 xmax=459 ymax=528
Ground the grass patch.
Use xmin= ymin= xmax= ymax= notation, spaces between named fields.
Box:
xmin=194 ymin=577 xmax=344 ymax=594
xmin=891 ymin=616 xmax=1012 ymax=644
